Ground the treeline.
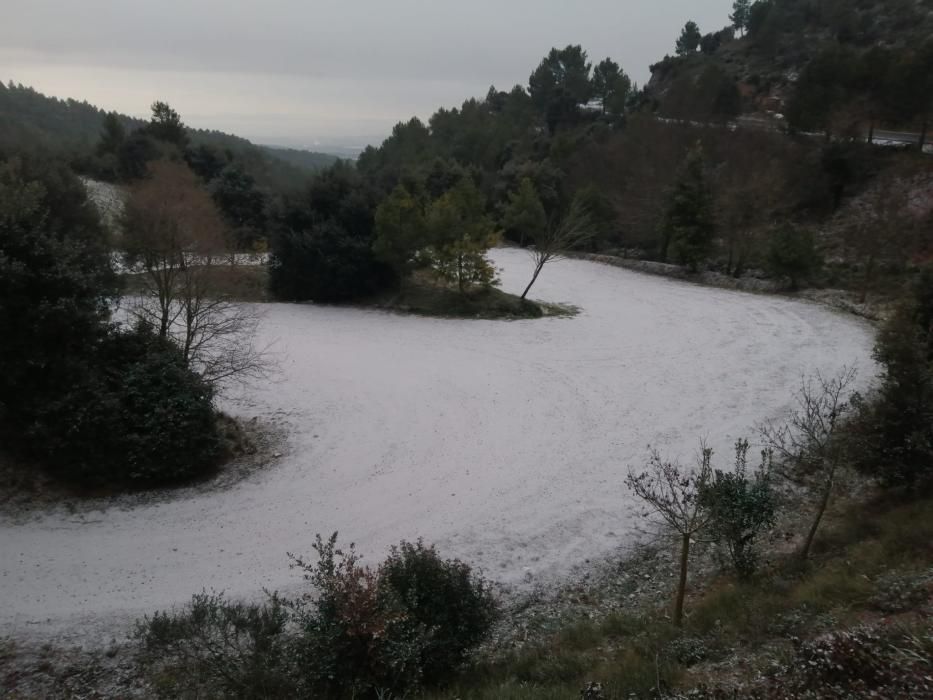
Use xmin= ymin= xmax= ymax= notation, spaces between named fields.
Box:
xmin=0 ymin=81 xmax=337 ymax=191
xmin=788 ymin=38 xmax=933 ymax=143
xmin=276 ymin=56 xmax=928 ymax=303
xmin=651 ymin=0 xmax=933 ymax=144
xmin=265 ymin=45 xmax=636 ymax=304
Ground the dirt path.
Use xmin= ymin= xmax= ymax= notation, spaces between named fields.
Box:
xmin=0 ymin=249 xmax=876 ymax=644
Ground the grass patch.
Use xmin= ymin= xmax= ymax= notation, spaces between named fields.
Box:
xmin=426 ymin=494 xmax=933 ymax=699
xmin=369 ymin=280 xmax=573 ymax=320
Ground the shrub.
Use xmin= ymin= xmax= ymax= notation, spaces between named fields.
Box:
xmin=268 ymin=221 xmax=393 ymax=302
xmin=701 ymin=440 xmax=777 ymax=579
xmin=137 ymin=536 xmax=498 ymax=698
xmin=136 ymin=592 xmax=294 ymax=699
xmin=792 ymin=628 xmax=897 ymax=694
xmin=289 ymin=533 xmax=427 ymax=696
xmin=767 ymin=224 xmax=821 ymax=290
xmin=378 ymin=539 xmax=500 ymax=683
xmin=34 ymin=325 xmax=222 ymax=486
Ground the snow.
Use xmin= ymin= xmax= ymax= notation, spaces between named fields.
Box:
xmin=0 ymin=249 xmax=876 ymax=643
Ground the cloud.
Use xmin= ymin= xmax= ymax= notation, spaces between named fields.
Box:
xmin=5 ymin=0 xmax=734 ymax=144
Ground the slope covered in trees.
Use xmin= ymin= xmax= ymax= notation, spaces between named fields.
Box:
xmin=648 ymin=0 xmax=933 ymax=141
xmin=0 ymin=81 xmax=338 ymax=187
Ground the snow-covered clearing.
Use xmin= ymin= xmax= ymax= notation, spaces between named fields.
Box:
xmin=0 ymin=249 xmax=875 ymax=643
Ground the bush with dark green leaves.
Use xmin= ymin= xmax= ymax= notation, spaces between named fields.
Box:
xmin=767 ymin=224 xmax=821 ymax=290
xmin=268 ymin=163 xmax=396 ymax=302
xmin=35 ymin=325 xmax=222 ymax=486
xmin=378 ymin=539 xmax=500 ymax=684
xmin=701 ymin=440 xmax=777 ymax=579
xmin=269 ymin=221 xmax=392 ymax=302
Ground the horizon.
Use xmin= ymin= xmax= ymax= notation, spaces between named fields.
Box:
xmin=4 ymin=0 xmax=733 ymax=151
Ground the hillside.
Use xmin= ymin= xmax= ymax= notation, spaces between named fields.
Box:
xmin=647 ymin=0 xmax=933 ymax=132
xmin=0 ymin=81 xmax=338 ymax=185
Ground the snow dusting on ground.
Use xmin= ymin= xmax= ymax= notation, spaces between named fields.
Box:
xmin=0 ymin=249 xmax=876 ymax=644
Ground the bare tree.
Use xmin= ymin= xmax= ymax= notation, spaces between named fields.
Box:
xmin=175 ymin=265 xmax=268 ymax=385
xmin=520 ymin=198 xmax=594 ymax=300
xmin=626 ymin=446 xmax=714 ymax=626
xmin=124 ymin=160 xmax=269 ymax=386
xmin=760 ymin=368 xmax=857 ymax=561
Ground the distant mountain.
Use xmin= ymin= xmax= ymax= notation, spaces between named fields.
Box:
xmin=0 ymin=81 xmax=342 ymax=188
xmin=0 ymin=81 xmax=145 ymax=152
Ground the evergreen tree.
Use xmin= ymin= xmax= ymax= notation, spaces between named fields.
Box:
xmin=851 ymin=270 xmax=933 ymax=486
xmin=661 ymin=144 xmax=715 ymax=269
xmin=675 ymin=21 xmax=702 ymax=56
xmin=529 ymin=46 xmax=593 ymax=131
xmin=148 ymin=100 xmax=188 ymax=148
xmin=96 ymin=112 xmax=125 ymax=156
xmin=373 ymin=184 xmax=427 ymax=276
xmin=209 ymin=165 xmax=267 ymax=249
xmin=501 ymin=177 xmax=547 ymax=247
xmin=730 ymin=0 xmax=751 ymax=35
xmin=592 ymin=58 xmax=632 ymax=117
xmin=424 ymin=180 xmax=499 ymax=293
xmin=0 ymin=155 xmax=115 ymax=429
xmin=767 ymin=224 xmax=821 ymax=290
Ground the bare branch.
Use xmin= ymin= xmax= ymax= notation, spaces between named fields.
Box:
xmin=759 ymin=367 xmax=858 ymax=559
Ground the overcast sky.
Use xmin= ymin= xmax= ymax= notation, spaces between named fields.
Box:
xmin=3 ymin=0 xmax=733 ymax=150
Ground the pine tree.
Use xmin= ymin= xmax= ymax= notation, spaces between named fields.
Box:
xmin=425 ymin=180 xmax=499 ymax=293
xmin=660 ymin=144 xmax=715 ymax=270
xmin=730 ymin=0 xmax=751 ymax=35
xmin=96 ymin=112 xmax=125 ymax=156
xmin=502 ymin=178 xmax=547 ymax=247
xmin=675 ymin=21 xmax=702 ymax=56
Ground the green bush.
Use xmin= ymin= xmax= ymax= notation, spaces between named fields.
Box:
xmin=268 ymin=221 xmax=393 ymax=302
xmin=767 ymin=224 xmax=821 ymax=290
xmin=378 ymin=539 xmax=500 ymax=683
xmin=701 ymin=440 xmax=777 ymax=579
xmin=34 ymin=325 xmax=222 ymax=486
xmin=288 ymin=533 xmax=427 ymax=696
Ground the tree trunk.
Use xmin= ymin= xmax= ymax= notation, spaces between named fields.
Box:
xmin=867 ymin=120 xmax=874 ymax=144
xmin=521 ymin=261 xmax=545 ymax=300
xmin=674 ymin=533 xmax=691 ymax=626
xmin=801 ymin=467 xmax=834 ymax=561
xmin=919 ymin=118 xmax=929 ymax=152
xmin=860 ymin=254 xmax=875 ymax=305
xmin=659 ymin=234 xmax=672 ymax=264
xmin=457 ymin=254 xmax=464 ymax=294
